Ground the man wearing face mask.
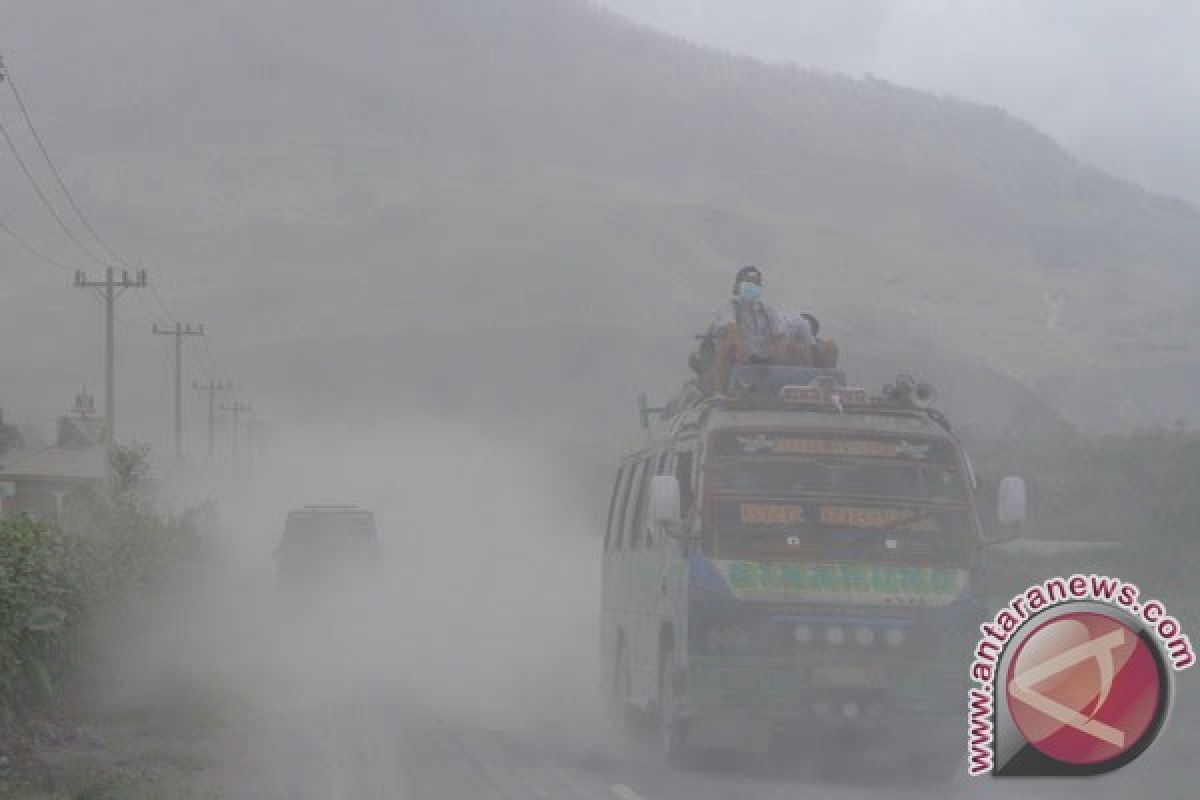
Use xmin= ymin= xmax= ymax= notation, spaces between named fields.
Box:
xmin=707 ymin=265 xmax=784 ymax=394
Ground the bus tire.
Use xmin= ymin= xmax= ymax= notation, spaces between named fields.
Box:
xmin=658 ymin=649 xmax=692 ymax=768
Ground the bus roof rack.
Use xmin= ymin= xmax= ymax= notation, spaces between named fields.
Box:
xmin=729 ymin=364 xmax=848 ymax=396
xmin=644 ymin=365 xmax=954 ymax=435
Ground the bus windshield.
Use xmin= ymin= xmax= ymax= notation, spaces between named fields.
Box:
xmin=706 ymin=431 xmax=973 ymax=563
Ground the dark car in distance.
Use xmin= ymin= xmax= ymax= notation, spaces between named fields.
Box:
xmin=275 ymin=505 xmax=381 ymax=595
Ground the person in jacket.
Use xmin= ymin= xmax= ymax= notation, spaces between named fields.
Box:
xmin=708 ymin=266 xmax=784 ymax=393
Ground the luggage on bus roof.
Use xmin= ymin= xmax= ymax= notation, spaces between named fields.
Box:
xmin=728 ymin=364 xmax=847 ymax=397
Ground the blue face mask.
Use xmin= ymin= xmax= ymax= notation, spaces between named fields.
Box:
xmin=738 ymin=281 xmax=762 ymax=302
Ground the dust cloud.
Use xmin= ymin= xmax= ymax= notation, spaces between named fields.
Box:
xmin=2 ymin=0 xmax=1197 ymax=796
xmin=89 ymin=412 xmax=609 ymax=772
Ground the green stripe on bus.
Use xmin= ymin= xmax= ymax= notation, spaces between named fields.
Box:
xmin=723 ymin=561 xmax=962 ymax=596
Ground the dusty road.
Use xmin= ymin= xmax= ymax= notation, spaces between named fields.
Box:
xmin=203 ymin=482 xmax=1198 ymax=800
xmin=217 ymin=692 xmax=1199 ymax=800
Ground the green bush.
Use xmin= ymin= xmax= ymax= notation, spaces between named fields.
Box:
xmin=0 ymin=517 xmax=84 ymax=708
xmin=0 ymin=444 xmax=213 ymax=716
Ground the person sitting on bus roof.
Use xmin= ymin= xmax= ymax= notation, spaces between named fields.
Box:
xmin=778 ymin=311 xmax=839 ymax=368
xmin=800 ymin=312 xmax=839 ymax=368
xmin=778 ymin=311 xmax=816 ymax=366
xmin=708 ymin=266 xmax=785 ymax=394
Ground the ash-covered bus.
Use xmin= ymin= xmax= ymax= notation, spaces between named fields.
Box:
xmin=600 ymin=366 xmax=1024 ymax=773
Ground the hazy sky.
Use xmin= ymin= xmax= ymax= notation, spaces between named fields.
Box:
xmin=597 ymin=0 xmax=1200 ymax=206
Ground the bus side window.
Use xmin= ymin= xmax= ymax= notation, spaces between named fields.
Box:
xmin=616 ymin=460 xmax=645 ymax=551
xmin=604 ymin=466 xmax=626 ymax=552
xmin=627 ymin=458 xmax=655 ymax=550
xmin=675 ymin=450 xmax=695 ymax=517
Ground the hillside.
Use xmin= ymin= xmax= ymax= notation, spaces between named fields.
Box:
xmin=3 ymin=0 xmax=1199 ymax=438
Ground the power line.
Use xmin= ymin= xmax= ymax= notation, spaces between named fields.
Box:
xmin=0 ymin=109 xmax=113 ymax=269
xmin=146 ymin=281 xmax=225 ymax=381
xmin=132 ymin=248 xmax=224 ymax=380
xmin=199 ymin=335 xmax=222 ymax=378
xmin=153 ymin=322 xmax=205 ymax=461
xmin=220 ymin=400 xmax=252 ymax=471
xmin=148 ymin=282 xmax=179 ymax=323
xmin=193 ymin=379 xmax=230 ymax=463
xmin=1 ymin=54 xmax=235 ymax=423
xmin=132 ymin=291 xmax=182 ymax=447
xmin=134 ymin=289 xmax=178 ymax=369
xmin=0 ymin=210 xmax=74 ymax=273
xmin=0 ymin=58 xmax=130 ymax=267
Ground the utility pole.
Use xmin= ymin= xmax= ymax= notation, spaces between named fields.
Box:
xmin=73 ymin=268 xmax=148 ymax=446
xmin=192 ymin=379 xmax=229 ymax=463
xmin=245 ymin=417 xmax=265 ymax=471
xmin=220 ymin=400 xmax=251 ymax=469
xmin=153 ymin=322 xmax=204 ymax=461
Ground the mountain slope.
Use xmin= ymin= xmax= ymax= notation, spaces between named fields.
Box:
xmin=3 ymin=0 xmax=1198 ymax=435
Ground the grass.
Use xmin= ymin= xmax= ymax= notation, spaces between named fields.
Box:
xmin=0 ymin=679 xmax=242 ymax=800
xmin=0 ymin=707 xmax=230 ymax=800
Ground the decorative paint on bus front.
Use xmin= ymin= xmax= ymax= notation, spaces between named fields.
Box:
xmin=717 ymin=432 xmax=955 ymax=462
xmin=688 ymin=551 xmax=734 ymax=594
xmin=716 ymin=559 xmax=968 ymax=607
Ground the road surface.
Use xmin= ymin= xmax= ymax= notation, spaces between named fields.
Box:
xmin=218 ymin=691 xmax=1199 ymax=799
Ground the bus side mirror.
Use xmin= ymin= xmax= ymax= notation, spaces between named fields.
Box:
xmin=650 ymin=475 xmax=681 ymax=525
xmin=995 ymin=475 xmax=1028 ymax=538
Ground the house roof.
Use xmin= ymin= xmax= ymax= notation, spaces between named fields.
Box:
xmin=0 ymin=445 xmax=108 ymax=482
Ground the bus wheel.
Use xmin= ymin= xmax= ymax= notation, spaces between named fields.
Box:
xmin=658 ymin=650 xmax=692 ymax=767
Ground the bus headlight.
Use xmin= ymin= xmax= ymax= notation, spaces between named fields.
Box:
xmin=793 ymin=624 xmax=813 ymax=644
xmin=825 ymin=625 xmax=846 ymax=646
xmin=854 ymin=625 xmax=876 ymax=646
xmin=884 ymin=627 xmax=906 ymax=647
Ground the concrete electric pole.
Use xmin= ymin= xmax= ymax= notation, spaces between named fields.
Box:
xmin=192 ymin=379 xmax=230 ymax=464
xmin=152 ymin=322 xmax=204 ymax=461
xmin=220 ymin=400 xmax=252 ymax=469
xmin=73 ymin=268 xmax=148 ymax=446
xmin=245 ymin=417 xmax=266 ymax=470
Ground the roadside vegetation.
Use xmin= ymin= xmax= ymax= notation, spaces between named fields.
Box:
xmin=975 ymin=425 xmax=1200 ymax=617
xmin=0 ymin=444 xmax=222 ymax=798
